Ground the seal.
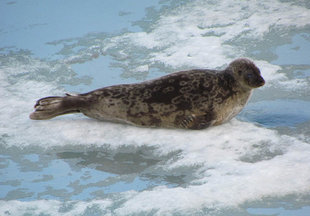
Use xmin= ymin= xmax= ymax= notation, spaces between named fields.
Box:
xmin=30 ymin=58 xmax=265 ymax=129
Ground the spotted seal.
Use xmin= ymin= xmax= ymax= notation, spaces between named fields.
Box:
xmin=30 ymin=58 xmax=265 ymax=129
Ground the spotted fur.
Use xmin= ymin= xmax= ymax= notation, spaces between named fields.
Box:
xmin=30 ymin=58 xmax=265 ymax=129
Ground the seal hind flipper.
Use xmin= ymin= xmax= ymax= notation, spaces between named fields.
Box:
xmin=30 ymin=96 xmax=82 ymax=120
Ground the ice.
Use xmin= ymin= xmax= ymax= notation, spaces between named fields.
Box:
xmin=95 ymin=0 xmax=310 ymax=90
xmin=0 ymin=200 xmax=113 ymax=216
xmin=1 ymin=57 xmax=310 ymax=214
xmin=1 ymin=0 xmax=310 ymax=215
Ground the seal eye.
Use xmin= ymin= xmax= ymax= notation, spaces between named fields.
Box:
xmin=247 ymin=73 xmax=253 ymax=79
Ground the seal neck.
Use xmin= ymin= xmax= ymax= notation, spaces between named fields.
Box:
xmin=222 ymin=69 xmax=253 ymax=92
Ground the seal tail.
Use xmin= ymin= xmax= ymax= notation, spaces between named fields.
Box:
xmin=29 ymin=94 xmax=84 ymax=120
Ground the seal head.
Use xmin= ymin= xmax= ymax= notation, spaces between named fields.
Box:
xmin=228 ymin=58 xmax=265 ymax=89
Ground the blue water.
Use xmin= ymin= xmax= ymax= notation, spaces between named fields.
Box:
xmin=0 ymin=0 xmax=158 ymax=57
xmin=1 ymin=0 xmax=310 ymax=215
xmin=239 ymin=99 xmax=310 ymax=128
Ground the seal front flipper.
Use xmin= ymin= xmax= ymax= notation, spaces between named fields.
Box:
xmin=30 ymin=95 xmax=84 ymax=120
xmin=176 ymin=114 xmax=215 ymax=130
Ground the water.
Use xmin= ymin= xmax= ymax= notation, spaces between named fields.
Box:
xmin=1 ymin=0 xmax=310 ymax=215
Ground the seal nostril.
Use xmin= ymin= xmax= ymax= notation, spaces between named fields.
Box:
xmin=259 ymin=77 xmax=265 ymax=86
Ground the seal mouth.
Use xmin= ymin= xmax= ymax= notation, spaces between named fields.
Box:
xmin=257 ymin=77 xmax=265 ymax=87
xmin=248 ymin=76 xmax=265 ymax=88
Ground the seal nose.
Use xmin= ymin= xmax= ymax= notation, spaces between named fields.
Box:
xmin=258 ymin=76 xmax=265 ymax=86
